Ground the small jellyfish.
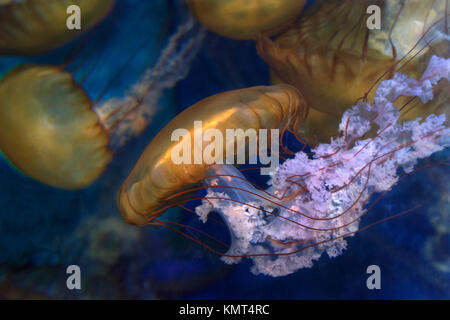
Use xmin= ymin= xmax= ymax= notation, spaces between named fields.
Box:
xmin=0 ymin=17 xmax=205 ymax=189
xmin=118 ymin=55 xmax=450 ymax=277
xmin=187 ymin=0 xmax=306 ymax=39
xmin=0 ymin=64 xmax=112 ymax=189
xmin=257 ymin=0 xmax=450 ymax=142
xmin=0 ymin=0 xmax=116 ymax=56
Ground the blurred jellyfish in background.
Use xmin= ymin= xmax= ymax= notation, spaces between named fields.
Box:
xmin=187 ymin=0 xmax=307 ymax=39
xmin=257 ymin=0 xmax=450 ymax=143
xmin=0 ymin=0 xmax=204 ymax=189
xmin=0 ymin=64 xmax=113 ymax=189
xmin=0 ymin=0 xmax=116 ymax=56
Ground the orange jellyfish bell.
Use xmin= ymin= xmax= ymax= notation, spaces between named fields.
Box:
xmin=187 ymin=0 xmax=306 ymax=40
xmin=117 ymin=84 xmax=307 ymax=226
xmin=0 ymin=64 xmax=112 ymax=189
xmin=0 ymin=0 xmax=115 ymax=56
xmin=257 ymin=0 xmax=450 ymax=142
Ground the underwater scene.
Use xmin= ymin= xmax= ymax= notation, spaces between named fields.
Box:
xmin=0 ymin=0 xmax=449 ymax=300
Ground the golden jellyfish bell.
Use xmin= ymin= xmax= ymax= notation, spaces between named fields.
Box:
xmin=0 ymin=65 xmax=112 ymax=189
xmin=257 ymin=0 xmax=450 ymax=142
xmin=187 ymin=0 xmax=307 ymax=40
xmin=117 ymin=84 xmax=307 ymax=226
xmin=0 ymin=0 xmax=115 ymax=56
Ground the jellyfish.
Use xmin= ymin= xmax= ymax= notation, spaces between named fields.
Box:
xmin=118 ymin=54 xmax=450 ymax=277
xmin=187 ymin=0 xmax=306 ymax=40
xmin=0 ymin=16 xmax=205 ymax=189
xmin=117 ymin=84 xmax=308 ymax=226
xmin=0 ymin=0 xmax=116 ymax=56
xmin=256 ymin=0 xmax=450 ymax=143
xmin=0 ymin=64 xmax=112 ymax=189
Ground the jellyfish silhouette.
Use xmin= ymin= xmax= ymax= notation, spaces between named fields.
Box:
xmin=187 ymin=0 xmax=306 ymax=39
xmin=118 ymin=54 xmax=450 ymax=277
xmin=256 ymin=0 xmax=450 ymax=143
xmin=0 ymin=0 xmax=116 ymax=56
xmin=0 ymin=16 xmax=205 ymax=189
